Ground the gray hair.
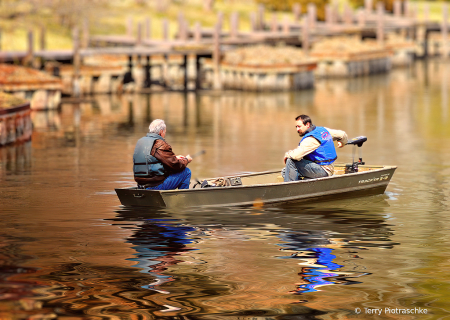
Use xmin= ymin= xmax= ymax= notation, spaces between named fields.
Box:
xmin=149 ymin=119 xmax=166 ymax=134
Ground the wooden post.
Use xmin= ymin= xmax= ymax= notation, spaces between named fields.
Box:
xmin=443 ymin=3 xmax=449 ymax=58
xmin=183 ymin=54 xmax=188 ymax=90
xmin=162 ymin=19 xmax=169 ymax=40
xmin=258 ymin=4 xmax=265 ymax=30
xmin=230 ymin=12 xmax=239 ymax=38
xmin=40 ymin=27 xmax=46 ymax=51
xmin=217 ymin=11 xmax=224 ymax=31
xmin=26 ymin=30 xmax=34 ymax=66
xmin=302 ymin=18 xmax=309 ymax=55
xmin=377 ymin=2 xmax=385 ymax=47
xmin=127 ymin=17 xmax=133 ymax=37
xmin=404 ymin=0 xmax=410 ymax=17
xmin=271 ymin=14 xmax=278 ymax=32
xmin=308 ymin=3 xmax=317 ymax=29
xmin=283 ymin=15 xmax=290 ymax=34
xmin=194 ymin=22 xmax=202 ymax=42
xmin=137 ymin=23 xmax=142 ymax=46
xmin=365 ymin=0 xmax=372 ymax=15
xmin=178 ymin=13 xmax=186 ymax=40
xmin=213 ymin=23 xmax=222 ymax=90
xmin=344 ymin=4 xmax=353 ymax=25
xmin=293 ymin=3 xmax=301 ymax=23
xmin=82 ymin=19 xmax=89 ymax=48
xmin=195 ymin=54 xmax=202 ymax=90
xmin=72 ymin=27 xmax=80 ymax=96
xmin=358 ymin=10 xmax=365 ymax=27
xmin=250 ymin=12 xmax=257 ymax=32
xmin=144 ymin=56 xmax=152 ymax=88
xmin=394 ymin=0 xmax=401 ymax=17
xmin=326 ymin=4 xmax=333 ymax=27
xmin=145 ymin=17 xmax=151 ymax=39
xmin=332 ymin=4 xmax=340 ymax=25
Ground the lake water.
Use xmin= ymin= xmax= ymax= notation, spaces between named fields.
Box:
xmin=1 ymin=60 xmax=449 ymax=319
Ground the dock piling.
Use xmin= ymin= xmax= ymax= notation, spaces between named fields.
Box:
xmin=258 ymin=4 xmax=265 ymax=30
xmin=82 ymin=19 xmax=89 ymax=48
xmin=283 ymin=15 xmax=290 ymax=34
xmin=217 ymin=11 xmax=224 ymax=31
xmin=137 ymin=23 xmax=143 ymax=46
xmin=302 ymin=19 xmax=310 ymax=55
xmin=26 ymin=30 xmax=33 ymax=66
xmin=194 ymin=22 xmax=202 ymax=42
xmin=162 ymin=19 xmax=169 ymax=40
xmin=195 ymin=55 xmax=202 ymax=90
xmin=358 ymin=10 xmax=365 ymax=27
xmin=127 ymin=17 xmax=133 ymax=37
xmin=72 ymin=27 xmax=81 ymax=96
xmin=365 ymin=0 xmax=373 ymax=15
xmin=377 ymin=3 xmax=385 ymax=47
xmin=250 ymin=12 xmax=257 ymax=32
xmin=394 ymin=0 xmax=401 ymax=17
xmin=230 ymin=12 xmax=239 ymax=38
xmin=40 ymin=27 xmax=46 ymax=51
xmin=293 ymin=3 xmax=301 ymax=23
xmin=325 ymin=5 xmax=333 ymax=26
xmin=344 ymin=4 xmax=353 ymax=25
xmin=145 ymin=17 xmax=151 ymax=39
xmin=308 ymin=3 xmax=317 ymax=29
xmin=144 ymin=56 xmax=152 ymax=88
xmin=271 ymin=14 xmax=278 ymax=32
xmin=183 ymin=55 xmax=188 ymax=90
xmin=213 ymin=23 xmax=222 ymax=90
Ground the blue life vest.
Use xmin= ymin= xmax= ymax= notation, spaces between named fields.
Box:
xmin=133 ymin=133 xmax=165 ymax=178
xmin=300 ymin=126 xmax=337 ymax=165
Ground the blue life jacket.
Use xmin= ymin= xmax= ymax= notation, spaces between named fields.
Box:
xmin=300 ymin=126 xmax=337 ymax=165
xmin=133 ymin=133 xmax=165 ymax=178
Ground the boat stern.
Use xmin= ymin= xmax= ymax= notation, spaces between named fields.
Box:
xmin=115 ymin=188 xmax=166 ymax=207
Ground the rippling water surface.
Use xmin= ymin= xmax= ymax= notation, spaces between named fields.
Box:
xmin=1 ymin=60 xmax=450 ymax=319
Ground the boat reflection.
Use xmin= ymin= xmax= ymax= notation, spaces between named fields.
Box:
xmin=0 ymin=140 xmax=32 ymax=176
xmin=111 ymin=196 xmax=396 ymax=316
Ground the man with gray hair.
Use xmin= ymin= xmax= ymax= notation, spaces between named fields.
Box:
xmin=133 ymin=119 xmax=192 ymax=190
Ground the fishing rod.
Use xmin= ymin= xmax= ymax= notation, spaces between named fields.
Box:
xmin=190 ymin=150 xmax=206 ymax=158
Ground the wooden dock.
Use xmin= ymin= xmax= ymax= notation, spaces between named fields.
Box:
xmin=0 ymin=0 xmax=449 ymax=93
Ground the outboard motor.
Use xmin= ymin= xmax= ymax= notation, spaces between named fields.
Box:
xmin=345 ymin=136 xmax=367 ymax=174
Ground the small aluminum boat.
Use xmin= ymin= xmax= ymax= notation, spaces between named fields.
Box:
xmin=115 ymin=164 xmax=397 ymax=208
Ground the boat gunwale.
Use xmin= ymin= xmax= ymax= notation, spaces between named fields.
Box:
xmin=116 ymin=165 xmax=397 ymax=194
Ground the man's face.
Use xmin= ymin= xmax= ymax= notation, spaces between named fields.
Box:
xmin=296 ymin=120 xmax=310 ymax=136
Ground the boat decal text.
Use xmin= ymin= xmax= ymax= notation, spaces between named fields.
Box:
xmin=358 ymin=174 xmax=390 ymax=184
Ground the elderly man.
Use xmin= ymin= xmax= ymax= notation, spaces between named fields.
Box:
xmin=282 ymin=114 xmax=348 ymax=181
xmin=133 ymin=119 xmax=192 ymax=190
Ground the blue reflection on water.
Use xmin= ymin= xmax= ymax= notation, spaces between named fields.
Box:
xmin=292 ymin=248 xmax=343 ymax=294
xmin=126 ymin=219 xmax=196 ymax=292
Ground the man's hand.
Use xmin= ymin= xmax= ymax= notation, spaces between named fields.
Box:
xmin=337 ymin=141 xmax=344 ymax=148
xmin=177 ymin=155 xmax=193 ymax=163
